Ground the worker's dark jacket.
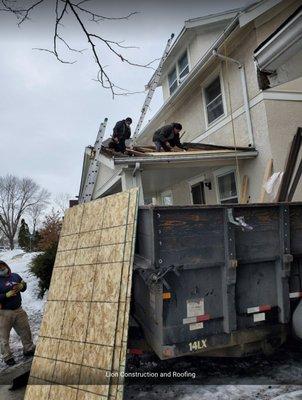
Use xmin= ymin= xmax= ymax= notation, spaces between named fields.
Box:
xmin=153 ymin=124 xmax=175 ymax=143
xmin=153 ymin=125 xmax=186 ymax=149
xmin=113 ymin=120 xmax=131 ymax=142
xmin=0 ymin=266 xmax=26 ymax=310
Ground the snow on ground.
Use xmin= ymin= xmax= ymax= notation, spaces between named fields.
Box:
xmin=0 ymin=249 xmax=46 ymax=369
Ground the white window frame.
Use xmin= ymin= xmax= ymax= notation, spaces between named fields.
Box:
xmin=213 ymin=167 xmax=239 ymax=204
xmin=160 ymin=190 xmax=173 ymax=206
xmin=201 ymin=68 xmax=227 ymax=129
xmin=167 ymin=48 xmax=190 ymax=95
xmin=168 ymin=67 xmax=178 ymax=95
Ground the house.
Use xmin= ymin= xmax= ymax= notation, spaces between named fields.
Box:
xmin=79 ymin=0 xmax=302 ymax=206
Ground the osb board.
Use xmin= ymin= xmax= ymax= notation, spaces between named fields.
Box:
xmin=25 ymin=188 xmax=139 ymax=400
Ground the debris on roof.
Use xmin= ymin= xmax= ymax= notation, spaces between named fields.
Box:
xmin=101 ymin=142 xmax=255 ymax=159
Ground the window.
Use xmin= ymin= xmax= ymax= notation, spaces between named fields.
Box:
xmin=168 ymin=50 xmax=189 ymax=95
xmin=191 ymin=182 xmax=205 ymax=205
xmin=204 ymin=76 xmax=224 ymax=124
xmin=168 ymin=67 xmax=178 ymax=95
xmin=178 ymin=52 xmax=189 ymax=81
xmin=217 ymin=171 xmax=238 ymax=204
xmin=161 ymin=191 xmax=173 ymax=205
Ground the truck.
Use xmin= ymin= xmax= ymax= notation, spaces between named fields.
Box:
xmin=131 ymin=202 xmax=302 ymax=359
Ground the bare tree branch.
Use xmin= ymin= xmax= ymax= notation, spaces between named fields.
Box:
xmin=1 ymin=0 xmax=158 ymax=97
xmin=0 ymin=175 xmax=50 ymax=249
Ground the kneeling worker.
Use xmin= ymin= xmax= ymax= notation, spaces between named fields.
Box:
xmin=109 ymin=117 xmax=132 ymax=153
xmin=0 ymin=260 xmax=35 ymax=366
xmin=153 ymin=122 xmax=186 ymax=152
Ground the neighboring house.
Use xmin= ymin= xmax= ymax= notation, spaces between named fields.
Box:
xmin=79 ymin=0 xmax=302 ymax=206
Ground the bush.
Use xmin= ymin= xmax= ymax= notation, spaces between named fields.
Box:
xmin=30 ymin=244 xmax=58 ymax=298
xmin=30 ymin=210 xmax=62 ymax=297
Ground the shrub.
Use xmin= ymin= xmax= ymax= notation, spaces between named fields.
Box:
xmin=30 ymin=210 xmax=62 ymax=297
xmin=30 ymin=244 xmax=58 ymax=297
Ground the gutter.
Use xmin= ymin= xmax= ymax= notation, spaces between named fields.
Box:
xmin=113 ymin=150 xmax=258 ymax=165
xmin=212 ymin=50 xmax=255 ymax=147
xmin=135 ymin=14 xmax=240 ymax=143
xmin=253 ymin=5 xmax=302 ymax=73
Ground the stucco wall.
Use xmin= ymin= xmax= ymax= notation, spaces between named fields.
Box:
xmin=93 ymin=163 xmax=121 ymax=199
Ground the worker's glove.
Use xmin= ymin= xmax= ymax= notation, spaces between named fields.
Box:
xmin=5 ymin=289 xmax=18 ymax=298
xmin=15 ymin=281 xmax=25 ymax=291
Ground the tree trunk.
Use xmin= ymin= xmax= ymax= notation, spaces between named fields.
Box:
xmin=9 ymin=237 xmax=14 ymax=250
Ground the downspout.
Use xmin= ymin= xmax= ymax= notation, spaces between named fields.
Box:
xmin=212 ymin=50 xmax=255 ymax=148
xmin=132 ymin=162 xmax=145 ymax=205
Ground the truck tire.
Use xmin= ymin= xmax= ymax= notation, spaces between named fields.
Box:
xmin=292 ymin=300 xmax=302 ymax=340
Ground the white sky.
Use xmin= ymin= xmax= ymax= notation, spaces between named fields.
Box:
xmin=0 ymin=0 xmax=256 ymax=200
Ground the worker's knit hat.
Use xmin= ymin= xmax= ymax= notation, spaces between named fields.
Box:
xmin=0 ymin=260 xmax=8 ymax=268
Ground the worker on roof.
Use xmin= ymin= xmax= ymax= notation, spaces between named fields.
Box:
xmin=0 ymin=260 xmax=35 ymax=366
xmin=153 ymin=122 xmax=186 ymax=152
xmin=109 ymin=117 xmax=132 ymax=153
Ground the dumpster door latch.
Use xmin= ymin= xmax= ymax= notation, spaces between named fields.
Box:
xmin=227 ymin=209 xmax=253 ymax=232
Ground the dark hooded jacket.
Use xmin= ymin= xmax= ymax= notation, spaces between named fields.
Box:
xmin=0 ymin=263 xmax=27 ymax=310
xmin=113 ymin=120 xmax=131 ymax=142
xmin=153 ymin=124 xmax=186 ymax=149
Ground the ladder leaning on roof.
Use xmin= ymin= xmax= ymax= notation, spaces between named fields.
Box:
xmin=79 ymin=118 xmax=108 ymax=204
xmin=132 ymin=33 xmax=175 ymax=141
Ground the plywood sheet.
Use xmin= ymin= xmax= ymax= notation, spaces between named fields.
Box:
xmin=25 ymin=188 xmax=139 ymax=400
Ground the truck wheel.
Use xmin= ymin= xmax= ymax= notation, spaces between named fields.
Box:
xmin=292 ymin=300 xmax=302 ymax=340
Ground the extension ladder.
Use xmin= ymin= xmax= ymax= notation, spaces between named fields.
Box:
xmin=79 ymin=118 xmax=108 ymax=203
xmin=133 ymin=33 xmax=174 ymax=140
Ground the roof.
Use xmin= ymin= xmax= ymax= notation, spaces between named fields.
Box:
xmin=100 ymin=142 xmax=258 ymax=166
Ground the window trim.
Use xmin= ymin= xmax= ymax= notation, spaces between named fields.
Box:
xmin=201 ymin=69 xmax=227 ymax=130
xmin=213 ymin=167 xmax=239 ymax=204
xmin=168 ymin=67 xmax=178 ymax=95
xmin=167 ymin=48 xmax=190 ymax=95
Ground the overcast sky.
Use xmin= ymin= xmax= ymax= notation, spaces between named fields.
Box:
xmin=0 ymin=0 xmax=256 ymax=200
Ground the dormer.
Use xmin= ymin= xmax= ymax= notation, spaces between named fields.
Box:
xmin=154 ymin=9 xmax=241 ymax=102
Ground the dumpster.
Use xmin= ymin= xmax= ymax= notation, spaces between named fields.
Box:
xmin=132 ymin=203 xmax=302 ymax=359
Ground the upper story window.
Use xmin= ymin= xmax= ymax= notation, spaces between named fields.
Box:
xmin=168 ymin=50 xmax=189 ymax=95
xmin=204 ymin=75 xmax=224 ymax=125
xmin=168 ymin=68 xmax=178 ymax=95
xmin=178 ymin=52 xmax=189 ymax=81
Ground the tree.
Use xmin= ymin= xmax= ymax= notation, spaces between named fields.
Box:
xmin=27 ymin=202 xmax=47 ymax=235
xmin=18 ymin=218 xmax=31 ymax=251
xmin=54 ymin=192 xmax=71 ymax=217
xmin=0 ymin=174 xmax=50 ymax=250
xmin=30 ymin=209 xmax=62 ymax=296
xmin=0 ymin=1 xmax=155 ymax=96
xmin=37 ymin=209 xmax=61 ymax=251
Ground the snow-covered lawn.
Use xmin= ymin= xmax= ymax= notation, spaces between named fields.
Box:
xmin=0 ymin=249 xmax=46 ymax=369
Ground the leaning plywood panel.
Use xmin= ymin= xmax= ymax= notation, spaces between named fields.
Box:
xmin=24 ymin=188 xmax=139 ymax=400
